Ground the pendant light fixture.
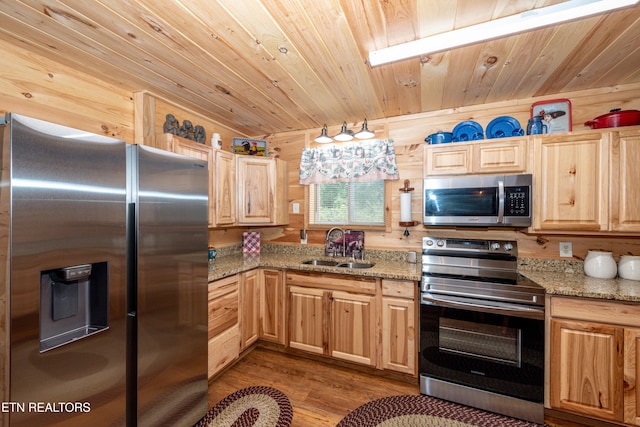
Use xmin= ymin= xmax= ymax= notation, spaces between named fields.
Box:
xmin=314 ymin=124 xmax=333 ymax=143
xmin=354 ymin=119 xmax=375 ymax=139
xmin=333 ymin=122 xmax=354 ymax=142
xmin=313 ymin=119 xmax=375 ymax=143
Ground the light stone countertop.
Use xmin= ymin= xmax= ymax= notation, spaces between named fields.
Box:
xmin=208 ymin=244 xmax=422 ymax=282
xmin=518 ymin=258 xmax=640 ymax=302
xmin=208 ymin=246 xmax=640 ymax=303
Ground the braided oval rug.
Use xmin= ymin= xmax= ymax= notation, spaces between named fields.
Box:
xmin=194 ymin=386 xmax=292 ymax=427
xmin=337 ymin=395 xmax=550 ymax=427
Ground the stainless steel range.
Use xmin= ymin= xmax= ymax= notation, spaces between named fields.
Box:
xmin=419 ymin=237 xmax=545 ymax=424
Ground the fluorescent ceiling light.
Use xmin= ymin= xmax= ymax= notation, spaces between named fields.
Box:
xmin=368 ymin=0 xmax=639 ymax=66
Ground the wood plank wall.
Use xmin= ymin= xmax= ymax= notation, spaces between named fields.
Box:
xmin=258 ymin=85 xmax=640 ymax=261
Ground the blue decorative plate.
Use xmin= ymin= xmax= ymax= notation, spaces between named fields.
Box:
xmin=452 ymin=121 xmax=484 ymax=142
xmin=486 ymin=116 xmax=524 ymax=139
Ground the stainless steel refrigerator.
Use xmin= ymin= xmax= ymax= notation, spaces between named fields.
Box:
xmin=0 ymin=113 xmax=208 ymax=426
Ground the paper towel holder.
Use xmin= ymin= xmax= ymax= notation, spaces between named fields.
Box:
xmin=399 ymin=179 xmax=417 ymax=237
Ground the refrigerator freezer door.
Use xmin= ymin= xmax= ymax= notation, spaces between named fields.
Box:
xmin=127 ymin=145 xmax=208 ymax=427
xmin=4 ymin=114 xmax=128 ymax=426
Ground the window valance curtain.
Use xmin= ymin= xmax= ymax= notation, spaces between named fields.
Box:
xmin=299 ymin=139 xmax=400 ymax=185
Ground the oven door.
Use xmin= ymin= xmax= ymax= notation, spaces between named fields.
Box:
xmin=419 ymin=292 xmax=544 ymax=403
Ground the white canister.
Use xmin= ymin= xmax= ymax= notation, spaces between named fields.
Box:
xmin=583 ymin=250 xmax=617 ymax=279
xmin=210 ymin=133 xmax=221 ymax=149
xmin=618 ymin=255 xmax=640 ymax=281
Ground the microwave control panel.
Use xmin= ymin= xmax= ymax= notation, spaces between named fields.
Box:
xmin=504 ymin=186 xmax=530 ymax=216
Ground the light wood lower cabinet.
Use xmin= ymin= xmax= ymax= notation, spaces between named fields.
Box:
xmin=259 ymin=269 xmax=285 ymax=344
xmin=287 ymin=271 xmax=377 ymax=366
xmin=288 ymin=285 xmax=326 ymax=355
xmin=285 ymin=272 xmax=417 ymax=374
xmin=330 ymin=290 xmax=376 ymax=366
xmin=549 ymin=296 xmax=640 ymax=425
xmin=208 ymin=275 xmax=240 ymax=379
xmin=240 ymin=270 xmax=260 ymax=350
xmin=381 ymin=279 xmax=416 ymax=375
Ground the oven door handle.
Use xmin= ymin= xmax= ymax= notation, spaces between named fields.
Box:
xmin=497 ymin=180 xmax=505 ymax=224
xmin=421 ymin=293 xmax=544 ymax=320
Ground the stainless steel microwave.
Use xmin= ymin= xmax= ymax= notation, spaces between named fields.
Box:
xmin=424 ymin=173 xmax=532 ymax=227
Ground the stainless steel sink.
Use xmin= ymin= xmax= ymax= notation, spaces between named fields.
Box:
xmin=301 ymin=259 xmax=340 ymax=266
xmin=336 ymin=262 xmax=375 ymax=269
xmin=301 ymin=259 xmax=375 ymax=269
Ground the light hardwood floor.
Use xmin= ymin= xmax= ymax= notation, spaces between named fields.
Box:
xmin=207 ymin=346 xmax=418 ymax=426
xmin=207 ymin=345 xmax=612 ymax=427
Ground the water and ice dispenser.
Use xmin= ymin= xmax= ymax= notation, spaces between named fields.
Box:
xmin=39 ymin=262 xmax=109 ymax=352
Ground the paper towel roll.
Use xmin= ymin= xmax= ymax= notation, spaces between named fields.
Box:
xmin=400 ymin=192 xmax=412 ymax=222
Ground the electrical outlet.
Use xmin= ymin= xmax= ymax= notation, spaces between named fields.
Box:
xmin=559 ymin=242 xmax=573 ymax=257
xmin=292 ymin=202 xmax=300 ymax=214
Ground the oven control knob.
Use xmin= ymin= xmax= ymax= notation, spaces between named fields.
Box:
xmin=504 ymin=243 xmax=514 ymax=251
xmin=436 ymin=240 xmax=445 ymax=247
xmin=491 ymin=242 xmax=501 ymax=251
xmin=426 ymin=239 xmax=434 ymax=246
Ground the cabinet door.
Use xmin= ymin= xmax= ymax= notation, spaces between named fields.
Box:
xmin=237 ymin=157 xmax=275 ymax=224
xmin=424 ymin=144 xmax=471 ymax=176
xmin=610 ymin=130 xmax=640 ymax=233
xmin=260 ymin=269 xmax=285 ymax=344
xmin=381 ymin=296 xmax=415 ymax=374
xmin=288 ymin=285 xmax=326 ymax=355
xmin=214 ymin=150 xmax=236 ymax=226
xmin=240 ymin=270 xmax=260 ymax=350
xmin=624 ymin=328 xmax=640 ymax=426
xmin=533 ymin=133 xmax=609 ymax=231
xmin=207 ymin=275 xmax=240 ymax=379
xmin=330 ymin=290 xmax=376 ymax=366
xmin=472 ymin=139 xmax=528 ymax=173
xmin=550 ymin=318 xmax=623 ymax=422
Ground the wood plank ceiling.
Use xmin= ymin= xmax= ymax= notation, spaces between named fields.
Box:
xmin=1 ymin=0 xmax=639 ymax=136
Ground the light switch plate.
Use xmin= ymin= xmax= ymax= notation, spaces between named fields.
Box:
xmin=293 ymin=202 xmax=300 ymax=214
xmin=559 ymin=242 xmax=572 ymax=257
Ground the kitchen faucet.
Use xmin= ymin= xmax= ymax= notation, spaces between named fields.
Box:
xmin=326 ymin=227 xmax=345 ymax=257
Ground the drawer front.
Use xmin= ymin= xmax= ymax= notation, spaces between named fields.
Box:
xmin=551 ymin=296 xmax=640 ymax=328
xmin=286 ymin=271 xmax=375 ymax=294
xmin=208 ymin=324 xmax=239 ymax=379
xmin=381 ymin=279 xmax=415 ymax=299
xmin=208 ymin=289 xmax=239 ymax=338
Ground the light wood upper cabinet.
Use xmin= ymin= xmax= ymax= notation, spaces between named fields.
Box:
xmin=549 ymin=296 xmax=640 ymax=425
xmin=425 ymin=143 xmax=471 ymax=175
xmin=532 ymin=128 xmax=640 ymax=234
xmin=610 ymin=130 xmax=640 ymax=233
xmin=425 ymin=138 xmax=528 ymax=176
xmin=143 ymin=134 xmax=214 ymax=225
xmin=472 ymin=139 xmax=528 ymax=173
xmin=237 ymin=156 xmax=274 ymax=224
xmin=236 ymin=156 xmax=288 ymax=225
xmin=532 ymin=131 xmax=609 ymax=232
xmin=214 ymin=150 xmax=236 ymax=226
